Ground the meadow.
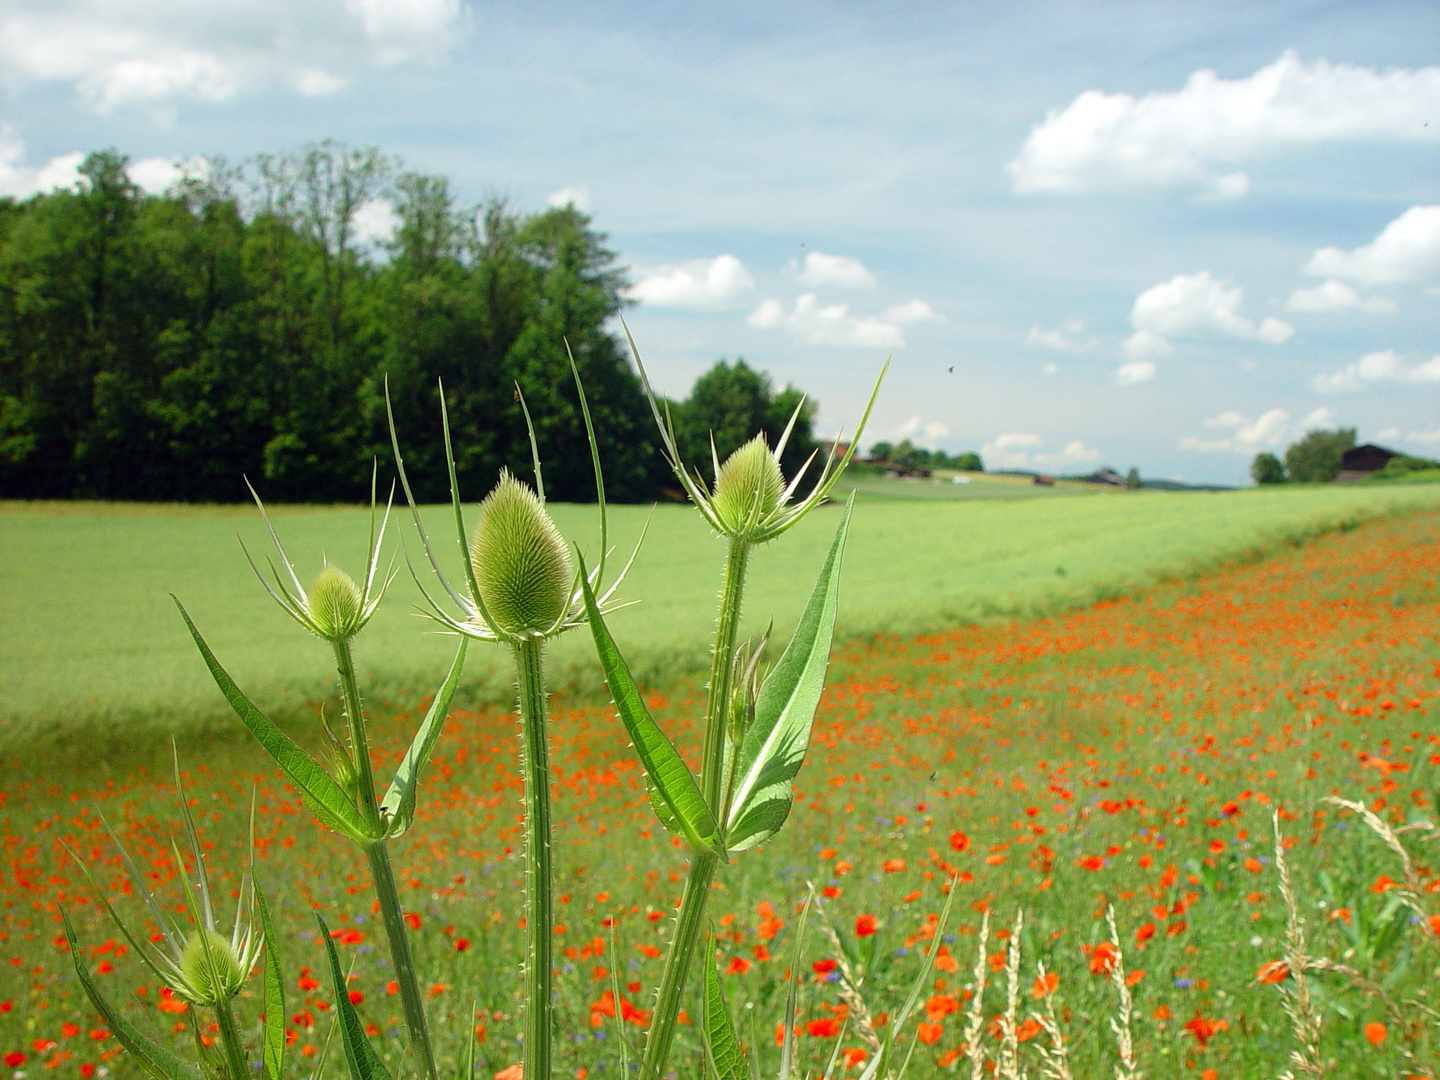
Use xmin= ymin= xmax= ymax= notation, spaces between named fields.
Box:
xmin=2 ymin=485 xmax=1439 ymax=1080
xmin=4 ymin=480 xmax=1440 ymax=752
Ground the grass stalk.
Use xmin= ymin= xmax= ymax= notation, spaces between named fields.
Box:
xmin=1273 ymin=811 xmax=1324 ymax=1080
xmin=642 ymin=536 xmax=751 ymax=1076
xmin=514 ymin=638 xmax=555 ymax=1080
xmin=964 ymin=910 xmax=990 ymax=1080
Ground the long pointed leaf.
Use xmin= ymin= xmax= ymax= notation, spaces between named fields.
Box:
xmin=256 ymin=888 xmax=285 ymax=1080
xmin=726 ymin=498 xmax=852 ymax=851
xmin=61 ymin=909 xmax=204 ymax=1080
xmin=381 ymin=639 xmax=468 ymax=837
xmin=317 ymin=914 xmax=393 ymax=1080
xmin=703 ymin=937 xmax=749 ymax=1080
xmin=578 ymin=556 xmax=726 ymax=861
xmin=174 ymin=598 xmax=374 ymax=843
xmin=457 ymin=1002 xmax=476 ymax=1080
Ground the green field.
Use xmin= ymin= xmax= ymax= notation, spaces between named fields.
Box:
xmin=5 ymin=481 xmax=1440 ymax=751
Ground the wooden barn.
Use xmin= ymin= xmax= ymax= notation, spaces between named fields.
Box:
xmin=1337 ymin=444 xmax=1399 ymax=482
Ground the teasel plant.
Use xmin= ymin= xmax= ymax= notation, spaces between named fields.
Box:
xmin=385 ymin=355 xmax=643 ymax=1080
xmin=61 ymin=748 xmax=285 ymax=1080
xmin=174 ymin=464 xmax=468 ymax=1080
xmin=577 ymin=323 xmax=887 ymax=1077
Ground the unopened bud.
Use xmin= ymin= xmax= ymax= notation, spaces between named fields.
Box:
xmin=307 ymin=564 xmax=364 ymax=642
xmin=713 ymin=436 xmax=784 ymax=539
xmin=470 ymin=470 xmax=573 ymax=636
xmin=179 ymin=928 xmax=245 ymax=1005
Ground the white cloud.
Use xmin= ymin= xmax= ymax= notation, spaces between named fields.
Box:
xmin=294 ymin=69 xmax=346 ymax=96
xmin=1130 ymin=271 xmax=1293 ymax=345
xmin=1285 ymin=279 xmax=1398 ymax=314
xmin=0 ymin=125 xmax=210 ymax=198
xmin=883 ymin=299 xmax=942 ymax=324
xmin=794 ymin=252 xmax=877 ymax=289
xmin=893 ymin=415 xmax=951 ymax=449
xmin=1010 ymin=52 xmax=1440 ymax=199
xmin=546 ymin=185 xmax=592 ymax=213
xmin=981 ymin=432 xmax=1102 ymax=472
xmin=79 ymin=51 xmax=236 ymax=115
xmin=1026 ymin=319 xmax=1095 ymax=352
xmin=1042 ymin=362 xmax=1058 ymax=376
xmin=628 ymin=255 xmax=754 ymax=310
xmin=1120 ymin=329 xmax=1173 ymax=361
xmin=1312 ymin=349 xmax=1440 ymax=393
xmin=1180 ymin=406 xmax=1335 ymax=453
xmin=746 ymin=292 xmax=912 ymax=348
xmin=0 ymin=0 xmax=465 ymax=116
xmin=1377 ymin=427 xmax=1440 ymax=448
xmin=1114 ymin=360 xmax=1156 ymax=385
xmin=345 ymin=0 xmax=461 ymax=52
xmin=1303 ymin=205 xmax=1440 ymax=287
xmin=352 ymin=198 xmax=400 ymax=246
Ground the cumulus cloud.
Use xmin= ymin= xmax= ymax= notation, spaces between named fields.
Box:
xmin=793 ymin=252 xmax=877 ymax=289
xmin=352 ymin=198 xmax=400 ymax=247
xmin=1180 ymin=406 xmax=1335 ymax=453
xmin=1114 ymin=360 xmax=1156 ymax=385
xmin=1312 ymin=349 xmax=1440 ymax=393
xmin=1129 ymin=272 xmax=1293 ymax=360
xmin=893 ymin=416 xmax=952 ymax=449
xmin=1377 ymin=426 xmax=1440 ymax=448
xmin=1010 ymin=52 xmax=1440 ymax=199
xmin=1026 ymin=319 xmax=1096 ymax=352
xmin=882 ymin=299 xmax=943 ymax=324
xmin=0 ymin=0 xmax=465 ymax=116
xmin=1285 ymin=279 xmax=1398 ymax=314
xmin=1303 ymin=205 xmax=1440 ymax=287
xmin=0 ymin=125 xmax=208 ymax=198
xmin=627 ymin=255 xmax=754 ymax=311
xmin=747 ymin=293 xmax=909 ymax=348
xmin=980 ymin=432 xmax=1102 ymax=472
xmin=546 ymin=186 xmax=592 ymax=213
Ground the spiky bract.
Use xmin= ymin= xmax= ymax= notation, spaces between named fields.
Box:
xmin=470 ymin=471 xmax=574 ymax=636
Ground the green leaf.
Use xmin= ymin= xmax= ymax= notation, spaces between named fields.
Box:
xmin=317 ymin=913 xmax=393 ymax=1080
xmin=702 ymin=936 xmax=748 ymax=1080
xmin=726 ymin=496 xmax=852 ymax=851
xmin=381 ymin=639 xmax=467 ymax=838
xmin=174 ymin=598 xmax=374 ymax=844
xmin=778 ymin=887 xmax=816 ymax=1080
xmin=644 ymin=772 xmax=683 ymax=835
xmin=578 ymin=556 xmax=727 ymax=861
xmin=256 ymin=888 xmax=285 ymax=1080
xmin=456 ymin=1001 xmax=476 ymax=1080
xmin=60 ymin=908 xmax=204 ymax=1080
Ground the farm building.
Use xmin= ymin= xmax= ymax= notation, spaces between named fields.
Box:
xmin=1337 ymin=444 xmax=1399 ymax=482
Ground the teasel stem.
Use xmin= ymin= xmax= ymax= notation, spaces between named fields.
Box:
xmin=643 ymin=535 xmax=751 ymax=1076
xmin=213 ymin=999 xmax=249 ymax=1080
xmin=514 ymin=637 xmax=555 ymax=1080
xmin=367 ymin=843 xmax=436 ymax=1080
xmin=334 ymin=638 xmax=439 ymax=1080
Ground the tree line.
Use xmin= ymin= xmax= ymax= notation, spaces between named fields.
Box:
xmin=0 ymin=145 xmax=816 ymax=504
xmin=1251 ymin=429 xmax=1437 ymax=485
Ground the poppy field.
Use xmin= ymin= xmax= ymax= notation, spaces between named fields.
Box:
xmin=3 ymin=502 xmax=1440 ymax=1079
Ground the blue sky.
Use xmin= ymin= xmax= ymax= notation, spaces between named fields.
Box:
xmin=1 ymin=0 xmax=1436 ymax=482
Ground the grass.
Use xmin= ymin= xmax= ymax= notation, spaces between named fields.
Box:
xmin=4 ymin=506 xmax=1439 ymax=1079
xmin=6 ymin=481 xmax=1440 ymax=753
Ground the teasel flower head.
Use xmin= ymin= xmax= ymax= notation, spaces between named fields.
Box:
xmin=65 ymin=748 xmax=264 ymax=1008
xmin=621 ymin=320 xmax=888 ymax=545
xmin=387 ymin=353 xmax=643 ymax=646
xmin=242 ymin=464 xmax=396 ymax=645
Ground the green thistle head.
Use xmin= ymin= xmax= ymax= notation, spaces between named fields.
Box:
xmin=712 ymin=436 xmax=785 ymax=540
xmin=179 ymin=927 xmax=246 ymax=1006
xmin=306 ymin=564 xmax=364 ymax=642
xmin=469 ymin=470 xmax=574 ymax=637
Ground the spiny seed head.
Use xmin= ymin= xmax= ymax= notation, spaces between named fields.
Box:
xmin=178 ymin=928 xmax=245 ymax=1005
xmin=713 ymin=436 xmax=785 ymax=538
xmin=307 ymin=564 xmax=363 ymax=642
xmin=469 ymin=470 xmax=573 ymax=636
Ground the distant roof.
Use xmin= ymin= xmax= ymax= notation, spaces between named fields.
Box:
xmin=1341 ymin=444 xmax=1399 ymax=471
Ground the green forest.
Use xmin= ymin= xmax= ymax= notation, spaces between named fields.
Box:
xmin=0 ymin=144 xmax=817 ymax=504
